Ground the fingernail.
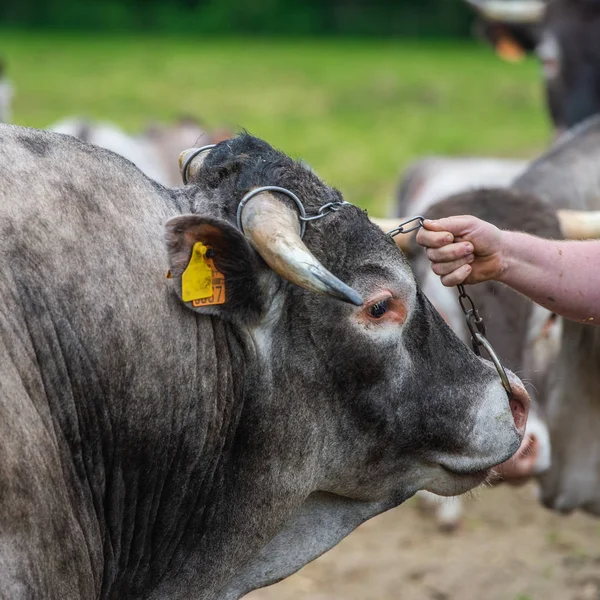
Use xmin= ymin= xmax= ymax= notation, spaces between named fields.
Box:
xmin=445 ymin=234 xmax=453 ymax=243
xmin=465 ymin=243 xmax=473 ymax=254
xmin=466 ymin=253 xmax=475 ymax=263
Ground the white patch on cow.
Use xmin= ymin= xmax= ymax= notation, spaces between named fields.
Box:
xmin=417 ymin=490 xmax=463 ymax=530
xmin=519 ymin=304 xmax=561 ymax=476
xmin=536 ymin=32 xmax=561 ymax=80
xmin=436 ymin=378 xmax=519 ymax=478
xmin=525 ymin=411 xmax=551 ymax=474
xmin=251 ymin=289 xmax=285 ymax=361
xmin=523 ymin=303 xmax=562 ymax=382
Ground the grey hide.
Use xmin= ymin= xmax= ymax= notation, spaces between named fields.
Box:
xmin=513 ymin=115 xmax=600 ymax=514
xmin=0 ymin=125 xmax=526 ymax=599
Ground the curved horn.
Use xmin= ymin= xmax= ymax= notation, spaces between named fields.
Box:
xmin=240 ymin=191 xmax=363 ymax=306
xmin=371 ymin=217 xmax=414 ymax=253
xmin=464 ymin=0 xmax=545 ymax=23
xmin=178 ymin=144 xmax=216 ymax=184
xmin=558 ymin=210 xmax=600 ymax=239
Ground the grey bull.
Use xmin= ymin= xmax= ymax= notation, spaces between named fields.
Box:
xmin=0 ymin=125 xmax=528 ymax=598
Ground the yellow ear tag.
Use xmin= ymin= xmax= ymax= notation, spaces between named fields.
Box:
xmin=181 ymin=242 xmax=226 ymax=306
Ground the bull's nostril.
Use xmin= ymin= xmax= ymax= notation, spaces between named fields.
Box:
xmin=509 ymin=393 xmax=528 ymax=432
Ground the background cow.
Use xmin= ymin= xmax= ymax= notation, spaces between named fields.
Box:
xmin=396 ymin=115 xmax=600 ymax=519
xmin=511 ymin=115 xmax=600 ymax=514
xmin=466 ymin=0 xmax=600 ymax=132
xmin=50 ymin=116 xmax=231 ymax=186
xmin=395 ymin=156 xmax=528 ymax=219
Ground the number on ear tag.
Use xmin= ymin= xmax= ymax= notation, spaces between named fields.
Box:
xmin=181 ymin=242 xmax=226 ymax=306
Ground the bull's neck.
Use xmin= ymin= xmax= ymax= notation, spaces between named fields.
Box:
xmin=16 ymin=277 xmax=262 ymax=596
xmin=95 ymin=316 xmax=257 ymax=597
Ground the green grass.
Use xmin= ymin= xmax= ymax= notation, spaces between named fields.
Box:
xmin=2 ymin=31 xmax=551 ymax=214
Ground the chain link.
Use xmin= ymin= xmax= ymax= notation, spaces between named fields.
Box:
xmin=299 ymin=200 xmax=352 ymax=223
xmin=386 ymin=215 xmax=425 ymax=238
xmin=457 ymin=283 xmax=486 ymax=356
xmin=388 ymin=217 xmax=512 ymax=395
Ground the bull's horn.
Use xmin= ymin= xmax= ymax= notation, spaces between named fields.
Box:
xmin=464 ymin=0 xmax=546 ymax=23
xmin=178 ymin=144 xmax=216 ymax=184
xmin=558 ymin=210 xmax=600 ymax=239
xmin=371 ymin=217 xmax=414 ymax=253
xmin=240 ymin=190 xmax=363 ymax=306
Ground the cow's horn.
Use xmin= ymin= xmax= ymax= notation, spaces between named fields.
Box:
xmin=179 ymin=144 xmax=216 ymax=184
xmin=240 ymin=190 xmax=363 ymax=306
xmin=371 ymin=217 xmax=414 ymax=253
xmin=558 ymin=210 xmax=600 ymax=239
xmin=464 ymin=0 xmax=546 ymax=23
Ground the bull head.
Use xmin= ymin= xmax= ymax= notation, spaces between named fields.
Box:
xmin=171 ymin=147 xmax=363 ymax=309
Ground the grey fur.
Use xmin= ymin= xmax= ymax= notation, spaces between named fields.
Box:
xmin=513 ymin=115 xmax=600 ymax=515
xmin=0 ymin=124 xmax=523 ymax=598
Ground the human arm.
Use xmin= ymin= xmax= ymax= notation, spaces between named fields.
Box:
xmin=415 ymin=215 xmax=600 ymax=325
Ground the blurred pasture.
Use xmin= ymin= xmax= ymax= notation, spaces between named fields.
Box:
xmin=3 ymin=31 xmax=549 ymax=211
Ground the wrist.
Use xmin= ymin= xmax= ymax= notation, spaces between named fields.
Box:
xmin=495 ymin=230 xmax=515 ymax=283
xmin=496 ymin=231 xmax=519 ymax=284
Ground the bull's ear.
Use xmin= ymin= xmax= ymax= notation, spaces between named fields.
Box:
xmin=165 ymin=214 xmax=267 ymax=322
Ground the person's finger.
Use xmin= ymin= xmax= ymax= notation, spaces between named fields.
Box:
xmin=416 ymin=228 xmax=454 ymax=249
xmin=440 ymin=264 xmax=472 ymax=287
xmin=422 ymin=216 xmax=477 ymax=237
xmin=426 ymin=242 xmax=474 ymax=263
xmin=431 ymin=254 xmax=475 ymax=277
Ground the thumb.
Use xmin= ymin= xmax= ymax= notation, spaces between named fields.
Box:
xmin=422 ymin=215 xmax=477 ymax=237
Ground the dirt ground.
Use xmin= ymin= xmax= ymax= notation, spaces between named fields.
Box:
xmin=247 ymin=483 xmax=600 ymax=600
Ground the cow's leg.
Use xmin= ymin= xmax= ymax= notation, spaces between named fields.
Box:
xmin=0 ymin=360 xmax=98 ymax=599
xmin=416 ymin=491 xmax=463 ymax=532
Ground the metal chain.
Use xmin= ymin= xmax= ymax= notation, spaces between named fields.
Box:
xmin=387 ymin=216 xmax=512 ymax=395
xmin=183 ymin=146 xmax=351 ymax=234
xmin=386 ymin=215 xmax=425 ymax=237
xmin=237 ymin=186 xmax=352 ymax=239
xmin=299 ymin=200 xmax=352 ymax=223
xmin=457 ymin=283 xmax=486 ymax=356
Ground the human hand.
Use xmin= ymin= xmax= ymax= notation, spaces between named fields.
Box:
xmin=415 ymin=215 xmax=506 ymax=287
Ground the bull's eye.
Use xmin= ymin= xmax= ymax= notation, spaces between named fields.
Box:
xmin=369 ymin=299 xmax=389 ymax=319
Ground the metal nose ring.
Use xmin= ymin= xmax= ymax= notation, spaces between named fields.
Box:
xmin=474 ymin=333 xmax=512 ymax=395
